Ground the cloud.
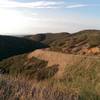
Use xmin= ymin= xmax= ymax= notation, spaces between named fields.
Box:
xmin=0 ymin=0 xmax=93 ymax=9
xmin=66 ymin=4 xmax=89 ymax=8
xmin=0 ymin=0 xmax=63 ymax=8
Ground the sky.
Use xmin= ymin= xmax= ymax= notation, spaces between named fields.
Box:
xmin=0 ymin=0 xmax=100 ymax=35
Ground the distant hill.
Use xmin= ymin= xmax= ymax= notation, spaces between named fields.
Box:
xmin=0 ymin=30 xmax=100 ymax=61
xmin=25 ymin=30 xmax=100 ymax=55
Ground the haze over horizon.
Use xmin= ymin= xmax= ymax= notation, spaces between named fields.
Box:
xmin=0 ymin=0 xmax=100 ymax=35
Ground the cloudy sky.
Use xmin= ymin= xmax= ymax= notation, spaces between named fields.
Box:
xmin=0 ymin=0 xmax=100 ymax=35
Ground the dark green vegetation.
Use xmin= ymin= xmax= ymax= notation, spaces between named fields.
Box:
xmin=25 ymin=30 xmax=100 ymax=54
xmin=0 ymin=35 xmax=48 ymax=60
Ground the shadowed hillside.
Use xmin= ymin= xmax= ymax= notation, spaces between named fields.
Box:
xmin=0 ymin=35 xmax=48 ymax=60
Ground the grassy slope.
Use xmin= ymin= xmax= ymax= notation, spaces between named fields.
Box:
xmin=0 ymin=50 xmax=100 ymax=100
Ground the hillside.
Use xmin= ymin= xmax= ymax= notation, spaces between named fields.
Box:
xmin=0 ymin=30 xmax=100 ymax=100
xmin=25 ymin=30 xmax=100 ymax=55
xmin=0 ymin=30 xmax=100 ymax=60
xmin=0 ymin=49 xmax=100 ymax=99
xmin=28 ymin=49 xmax=100 ymax=78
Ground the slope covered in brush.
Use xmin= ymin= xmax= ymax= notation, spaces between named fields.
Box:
xmin=0 ymin=50 xmax=100 ymax=100
xmin=25 ymin=30 xmax=100 ymax=54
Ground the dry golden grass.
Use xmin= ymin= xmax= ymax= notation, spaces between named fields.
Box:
xmin=0 ymin=50 xmax=100 ymax=100
xmin=0 ymin=75 xmax=79 ymax=100
xmin=27 ymin=49 xmax=100 ymax=78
